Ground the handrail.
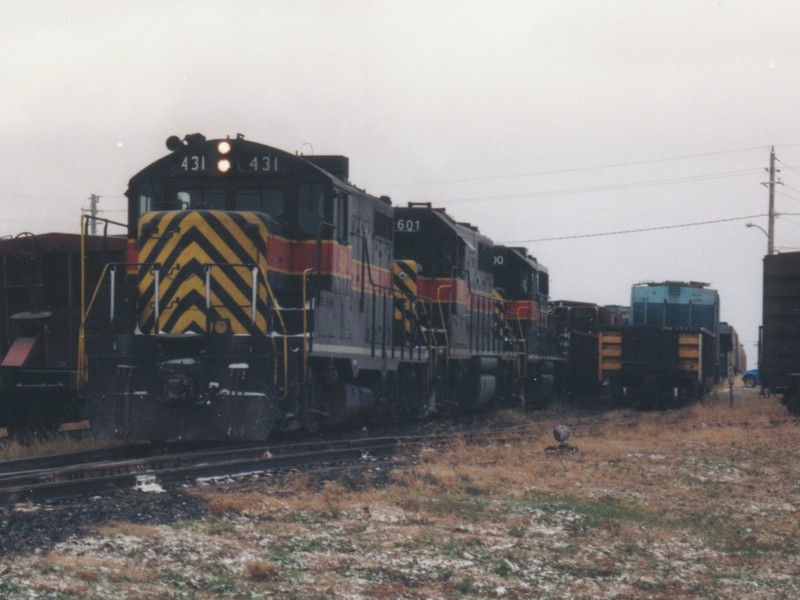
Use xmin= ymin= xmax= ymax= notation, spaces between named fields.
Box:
xmin=203 ymin=262 xmax=260 ymax=324
xmin=260 ymin=271 xmax=288 ymax=396
xmin=80 ymin=213 xmax=128 ymax=337
xmin=411 ymin=297 xmax=437 ymax=381
xmin=302 ymin=267 xmax=314 ymax=384
xmin=77 ymin=262 xmax=127 ymax=389
xmin=435 ymin=283 xmax=453 ymax=366
xmin=205 ymin=258 xmax=289 ymax=396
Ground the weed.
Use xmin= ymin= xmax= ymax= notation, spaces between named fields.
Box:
xmin=0 ymin=430 xmax=121 ymax=461
xmin=454 ymin=577 xmax=475 ymax=594
xmin=0 ymin=581 xmax=24 ymax=595
xmin=205 ymin=515 xmax=236 ymax=535
xmin=206 ymin=575 xmax=238 ymax=595
xmin=508 ymin=525 xmax=525 ymax=538
xmin=436 ymin=566 xmax=455 ymax=582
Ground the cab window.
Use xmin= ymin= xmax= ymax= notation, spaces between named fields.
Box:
xmin=176 ymin=188 xmax=226 ymax=210
xmin=297 ymin=183 xmax=325 ymax=235
xmin=236 ymin=188 xmax=285 ymax=218
xmin=135 ymin=183 xmax=163 ymax=215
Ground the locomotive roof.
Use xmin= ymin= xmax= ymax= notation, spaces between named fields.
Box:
xmin=127 ymin=133 xmax=371 ymax=198
xmin=634 ymin=280 xmax=711 ymax=289
xmin=395 ymin=203 xmax=492 ymax=251
xmin=496 ymin=245 xmax=548 ymax=275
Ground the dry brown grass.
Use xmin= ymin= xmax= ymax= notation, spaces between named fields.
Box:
xmin=244 ymin=559 xmax=280 ymax=581
xmin=0 ymin=430 xmax=121 ymax=461
xmin=4 ymin=388 xmax=800 ymax=599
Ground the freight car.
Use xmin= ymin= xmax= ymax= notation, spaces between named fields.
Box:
xmin=0 ymin=230 xmax=125 ymax=432
xmin=760 ymin=251 xmax=800 ymax=413
xmin=552 ymin=300 xmax=627 ymax=395
xmin=719 ymin=321 xmax=746 ymax=376
xmin=81 ymin=134 xmax=564 ymax=442
xmin=598 ymin=281 xmax=720 ymax=408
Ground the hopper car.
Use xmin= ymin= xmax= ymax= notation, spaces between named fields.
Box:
xmin=0 ymin=231 xmax=125 ymax=432
xmin=552 ymin=300 xmax=627 ymax=395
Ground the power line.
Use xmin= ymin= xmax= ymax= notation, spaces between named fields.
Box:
xmin=377 ymin=145 xmax=768 ymax=188
xmin=435 ymin=168 xmax=762 ymax=204
xmin=505 ymin=214 xmax=768 ymax=244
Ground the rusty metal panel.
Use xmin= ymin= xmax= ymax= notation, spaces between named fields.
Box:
xmin=0 ymin=232 xmax=126 ymax=369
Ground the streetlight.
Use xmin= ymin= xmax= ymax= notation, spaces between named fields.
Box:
xmin=746 ymin=222 xmax=773 ymax=255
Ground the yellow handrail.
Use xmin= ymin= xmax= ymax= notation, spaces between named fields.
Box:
xmin=262 ymin=274 xmax=289 ymax=397
xmin=410 ymin=297 xmax=437 ymax=381
xmin=508 ymin=304 xmax=530 ymax=380
xmin=435 ymin=283 xmax=453 ymax=366
xmin=76 ymin=262 xmax=120 ymax=390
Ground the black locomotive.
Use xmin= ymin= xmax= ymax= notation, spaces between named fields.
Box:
xmin=81 ymin=134 xmax=565 ymax=441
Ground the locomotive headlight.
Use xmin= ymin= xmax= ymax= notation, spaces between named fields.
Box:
xmin=217 ymin=140 xmax=232 ymax=154
xmin=217 ymin=159 xmax=232 ymax=173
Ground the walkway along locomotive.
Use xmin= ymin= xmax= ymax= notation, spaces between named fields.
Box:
xmin=81 ymin=134 xmax=564 ymax=441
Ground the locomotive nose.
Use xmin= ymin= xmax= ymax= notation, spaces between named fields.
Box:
xmin=161 ymin=372 xmax=195 ymax=404
xmin=158 ymin=358 xmax=200 ymax=405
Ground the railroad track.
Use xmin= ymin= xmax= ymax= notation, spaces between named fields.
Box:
xmin=0 ymin=433 xmax=454 ymax=508
xmin=1 ymin=396 xmax=794 ymax=508
xmin=0 ymin=419 xmax=554 ymax=508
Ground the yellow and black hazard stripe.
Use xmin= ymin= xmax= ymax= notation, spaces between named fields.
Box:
xmin=393 ymin=260 xmax=418 ymax=346
xmin=492 ymin=289 xmax=509 ymax=340
xmin=137 ymin=210 xmax=269 ymax=334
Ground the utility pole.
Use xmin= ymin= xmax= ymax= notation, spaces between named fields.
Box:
xmin=89 ymin=194 xmax=99 ymax=235
xmin=764 ymin=147 xmax=780 ymax=255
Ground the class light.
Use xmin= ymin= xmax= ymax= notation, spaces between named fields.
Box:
xmin=217 ymin=159 xmax=232 ymax=173
xmin=217 ymin=140 xmax=232 ymax=154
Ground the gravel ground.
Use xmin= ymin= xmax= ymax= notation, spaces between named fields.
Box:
xmin=0 ymin=490 xmax=207 ymax=556
xmin=0 ymin=388 xmax=798 ymax=599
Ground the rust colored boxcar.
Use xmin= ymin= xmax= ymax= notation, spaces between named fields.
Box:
xmin=0 ymin=232 xmax=125 ymax=431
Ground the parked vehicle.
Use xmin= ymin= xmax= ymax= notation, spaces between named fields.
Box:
xmin=742 ymin=368 xmax=760 ymax=388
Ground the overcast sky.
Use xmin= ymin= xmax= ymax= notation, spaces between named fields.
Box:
xmin=2 ymin=0 xmax=800 ymax=361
